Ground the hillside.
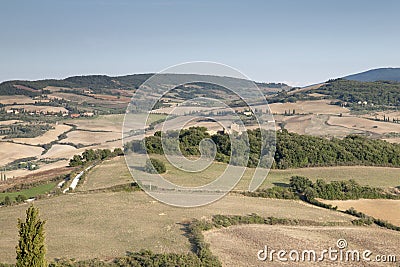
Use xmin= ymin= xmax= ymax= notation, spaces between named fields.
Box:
xmin=344 ymin=67 xmax=400 ymax=82
xmin=0 ymin=74 xmax=289 ymax=96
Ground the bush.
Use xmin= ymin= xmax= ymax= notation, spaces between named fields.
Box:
xmin=144 ymin=158 xmax=166 ymax=174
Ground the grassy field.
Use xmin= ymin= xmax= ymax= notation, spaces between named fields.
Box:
xmin=0 ymin=182 xmax=56 ymax=202
xmin=322 ymin=199 xmax=400 ymax=226
xmin=204 ymin=224 xmax=400 ymax=267
xmin=0 ymin=191 xmax=353 ymax=264
xmin=91 ymin=155 xmax=400 ymax=191
xmin=78 ymin=157 xmax=132 ymax=191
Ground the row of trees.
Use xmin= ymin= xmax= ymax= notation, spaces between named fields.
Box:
xmin=289 ymin=176 xmax=398 ymax=200
xmin=69 ymin=148 xmax=124 ymax=167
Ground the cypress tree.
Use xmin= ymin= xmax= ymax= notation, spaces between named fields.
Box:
xmin=16 ymin=205 xmax=47 ymax=267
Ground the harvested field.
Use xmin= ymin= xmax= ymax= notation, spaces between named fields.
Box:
xmin=13 ymin=124 xmax=72 ymax=145
xmin=269 ymin=100 xmax=349 ymax=115
xmin=328 ymin=116 xmax=400 ymax=135
xmin=0 ymin=191 xmax=353 ymax=263
xmin=204 ymin=224 xmax=400 ymax=267
xmin=40 ymin=144 xmax=78 ymax=159
xmin=63 ymin=130 xmax=121 ymax=146
xmin=322 ymin=199 xmax=400 ymax=226
xmin=67 ymin=114 xmax=124 ymax=132
xmin=0 ymin=142 xmax=43 ymax=166
xmin=276 ymin=114 xmax=364 ymax=137
xmin=0 ymin=95 xmax=35 ymax=105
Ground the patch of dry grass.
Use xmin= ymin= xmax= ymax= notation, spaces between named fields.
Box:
xmin=204 ymin=224 xmax=400 ymax=266
xmin=0 ymin=191 xmax=353 ymax=263
xmin=0 ymin=142 xmax=43 ymax=166
xmin=322 ymin=199 xmax=400 ymax=226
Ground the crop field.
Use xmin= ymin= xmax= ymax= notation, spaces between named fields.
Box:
xmin=0 ymin=95 xmax=35 ymax=105
xmin=40 ymin=144 xmax=78 ymax=159
xmin=0 ymin=191 xmax=353 ymax=263
xmin=322 ymin=199 xmax=400 ymax=226
xmin=66 ymin=114 xmax=125 ymax=132
xmin=204 ymin=224 xmax=400 ymax=267
xmin=0 ymin=142 xmax=43 ymax=166
xmin=63 ymin=130 xmax=121 ymax=146
xmin=327 ymin=115 xmax=400 ymax=135
xmin=13 ymin=124 xmax=72 ymax=145
xmin=276 ymin=114 xmax=364 ymax=137
xmin=269 ymin=99 xmax=349 ymax=115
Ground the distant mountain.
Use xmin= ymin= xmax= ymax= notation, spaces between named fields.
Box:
xmin=344 ymin=68 xmax=400 ymax=82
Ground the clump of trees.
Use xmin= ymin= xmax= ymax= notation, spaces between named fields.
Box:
xmin=275 ymin=130 xmax=400 ymax=169
xmin=125 ymin=127 xmax=276 ymax=169
xmin=69 ymin=148 xmax=124 ymax=167
xmin=289 ymin=176 xmax=399 ymax=200
xmin=242 ymin=186 xmax=298 ymax=199
xmin=144 ymin=158 xmax=166 ymax=174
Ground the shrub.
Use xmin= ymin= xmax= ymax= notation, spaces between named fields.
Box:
xmin=144 ymin=158 xmax=166 ymax=174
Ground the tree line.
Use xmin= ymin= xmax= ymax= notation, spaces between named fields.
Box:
xmin=125 ymin=127 xmax=400 ymax=169
xmin=69 ymin=148 xmax=124 ymax=167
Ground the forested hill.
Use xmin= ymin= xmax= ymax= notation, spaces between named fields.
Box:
xmin=269 ymin=79 xmax=400 ymax=109
xmin=0 ymin=74 xmax=153 ymax=96
xmin=0 ymin=74 xmax=289 ymax=96
xmin=344 ymin=68 xmax=400 ymax=82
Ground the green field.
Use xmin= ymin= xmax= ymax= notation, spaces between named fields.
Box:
xmin=78 ymin=157 xmax=132 ymax=191
xmin=149 ymin=155 xmax=400 ymax=190
xmin=0 ymin=182 xmax=56 ymax=202
xmin=84 ymin=156 xmax=400 ymax=192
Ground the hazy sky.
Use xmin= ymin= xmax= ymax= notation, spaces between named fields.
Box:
xmin=1 ymin=0 xmax=399 ymax=86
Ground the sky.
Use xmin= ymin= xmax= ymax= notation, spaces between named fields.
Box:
xmin=1 ymin=0 xmax=400 ymax=86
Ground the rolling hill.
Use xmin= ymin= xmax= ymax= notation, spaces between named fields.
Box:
xmin=344 ymin=67 xmax=400 ymax=82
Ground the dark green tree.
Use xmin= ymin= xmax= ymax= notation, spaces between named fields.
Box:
xmin=144 ymin=158 xmax=166 ymax=174
xmin=4 ymin=195 xmax=12 ymax=206
xmin=16 ymin=205 xmax=47 ymax=267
